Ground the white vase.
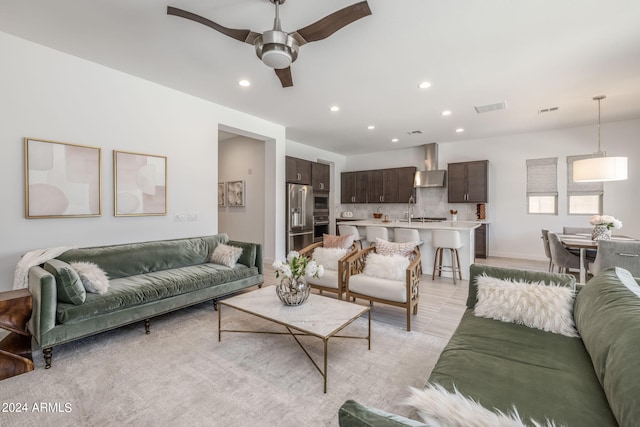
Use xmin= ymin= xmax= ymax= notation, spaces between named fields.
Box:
xmin=592 ymin=225 xmax=611 ymax=241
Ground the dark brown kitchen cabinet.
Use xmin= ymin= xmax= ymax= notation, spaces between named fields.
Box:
xmin=342 ymin=167 xmax=416 ymax=203
xmin=448 ymin=160 xmax=488 ymax=203
xmin=475 ymin=223 xmax=488 ymax=259
xmin=286 ymin=156 xmax=311 ymax=184
xmin=341 ymin=171 xmax=368 ymax=203
xmin=311 ymin=162 xmax=330 ymax=192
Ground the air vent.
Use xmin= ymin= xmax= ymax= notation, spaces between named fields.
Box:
xmin=538 ymin=107 xmax=559 ymax=114
xmin=407 ymin=130 xmax=423 ymax=135
xmin=474 ymin=101 xmax=508 ymax=114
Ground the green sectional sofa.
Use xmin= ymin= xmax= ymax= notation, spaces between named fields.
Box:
xmin=339 ymin=264 xmax=640 ymax=427
xmin=27 ymin=233 xmax=263 ymax=368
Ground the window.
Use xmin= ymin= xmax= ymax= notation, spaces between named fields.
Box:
xmin=567 ymin=155 xmax=603 ymax=215
xmin=526 ymin=157 xmax=558 ymax=214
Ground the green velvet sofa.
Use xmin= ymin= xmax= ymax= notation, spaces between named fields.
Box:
xmin=27 ymin=233 xmax=263 ymax=368
xmin=339 ymin=264 xmax=640 ymax=427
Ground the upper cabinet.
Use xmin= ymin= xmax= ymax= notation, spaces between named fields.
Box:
xmin=341 ymin=171 xmax=368 ymax=203
xmin=311 ymin=162 xmax=330 ymax=192
xmin=286 ymin=156 xmax=312 ymax=185
xmin=341 ymin=166 xmax=416 ymax=203
xmin=448 ymin=160 xmax=488 ymax=203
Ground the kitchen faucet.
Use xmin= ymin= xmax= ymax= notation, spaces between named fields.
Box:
xmin=407 ymin=195 xmax=415 ymax=224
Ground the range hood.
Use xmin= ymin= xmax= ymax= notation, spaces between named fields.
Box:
xmin=414 ymin=143 xmax=447 ymax=187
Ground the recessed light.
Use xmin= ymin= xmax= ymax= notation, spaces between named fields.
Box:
xmin=391 ymin=138 xmax=399 ymax=143
xmin=418 ymin=81 xmax=431 ymax=89
xmin=330 ymin=105 xmax=340 ymax=112
xmin=455 ymin=128 xmax=465 ymax=133
xmin=367 ymin=125 xmax=375 ymax=130
xmin=238 ymin=79 xmax=250 ymax=87
xmin=441 ymin=110 xmax=452 ymax=116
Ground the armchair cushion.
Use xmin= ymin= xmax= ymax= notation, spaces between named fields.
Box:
xmin=307 ymin=269 xmax=339 ymax=289
xmin=363 ymin=253 xmax=409 ymax=281
xmin=312 ymin=247 xmax=348 ymax=272
xmin=324 ymin=233 xmax=355 ymax=249
xmin=349 ymin=274 xmax=407 ymax=303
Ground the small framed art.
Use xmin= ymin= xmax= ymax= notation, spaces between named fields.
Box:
xmin=218 ymin=182 xmax=226 ymax=206
xmin=226 ymin=180 xmax=245 ymax=207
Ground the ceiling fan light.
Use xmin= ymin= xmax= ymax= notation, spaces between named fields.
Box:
xmin=573 ymin=156 xmax=628 ymax=182
xmin=261 ymin=45 xmax=292 ymax=69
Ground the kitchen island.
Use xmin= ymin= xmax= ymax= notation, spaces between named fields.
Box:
xmin=344 ymin=220 xmax=483 ymax=280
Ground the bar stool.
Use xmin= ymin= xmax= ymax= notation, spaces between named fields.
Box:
xmin=338 ymin=225 xmax=364 ymax=249
xmin=365 ymin=226 xmax=389 ymax=246
xmin=432 ymin=230 xmax=463 ymax=284
xmin=394 ymin=228 xmax=423 ymax=250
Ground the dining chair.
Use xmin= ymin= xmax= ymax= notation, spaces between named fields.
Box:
xmin=589 ymin=240 xmax=640 ymax=277
xmin=338 ymin=225 xmax=364 ymax=249
xmin=547 ymin=232 xmax=581 ymax=274
xmin=541 ymin=229 xmax=554 ymax=272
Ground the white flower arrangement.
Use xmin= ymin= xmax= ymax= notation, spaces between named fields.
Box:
xmin=272 ymin=251 xmax=324 ymax=283
xmin=589 ymin=215 xmax=623 ymax=230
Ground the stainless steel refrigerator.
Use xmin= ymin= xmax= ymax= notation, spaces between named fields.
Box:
xmin=286 ymin=183 xmax=314 ymax=253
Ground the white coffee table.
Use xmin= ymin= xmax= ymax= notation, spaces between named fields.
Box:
xmin=218 ymin=285 xmax=371 ymax=393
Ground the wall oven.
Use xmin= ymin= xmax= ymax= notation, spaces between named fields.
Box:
xmin=313 ymin=193 xmax=329 ymax=215
xmin=313 ymin=215 xmax=330 ymax=242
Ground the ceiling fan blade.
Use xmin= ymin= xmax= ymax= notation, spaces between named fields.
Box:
xmin=167 ymin=6 xmax=260 ymax=44
xmin=291 ymin=1 xmax=371 ymax=46
xmin=275 ymin=67 xmax=293 ymax=88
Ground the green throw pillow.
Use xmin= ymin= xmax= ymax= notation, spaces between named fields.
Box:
xmin=44 ymin=259 xmax=86 ymax=305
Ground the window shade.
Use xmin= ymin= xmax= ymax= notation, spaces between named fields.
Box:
xmin=526 ymin=157 xmax=558 ymax=196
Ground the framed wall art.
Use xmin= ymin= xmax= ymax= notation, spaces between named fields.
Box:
xmin=24 ymin=137 xmax=102 ymax=218
xmin=114 ymin=150 xmax=167 ymax=216
xmin=226 ymin=180 xmax=245 ymax=207
xmin=218 ymin=182 xmax=226 ymax=206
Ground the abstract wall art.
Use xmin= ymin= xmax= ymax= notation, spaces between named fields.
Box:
xmin=226 ymin=180 xmax=245 ymax=207
xmin=218 ymin=182 xmax=226 ymax=206
xmin=24 ymin=138 xmax=102 ymax=218
xmin=114 ymin=150 xmax=167 ymax=216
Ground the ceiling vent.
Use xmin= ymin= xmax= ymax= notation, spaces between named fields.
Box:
xmin=407 ymin=130 xmax=423 ymax=135
xmin=538 ymin=107 xmax=559 ymax=114
xmin=474 ymin=101 xmax=508 ymax=114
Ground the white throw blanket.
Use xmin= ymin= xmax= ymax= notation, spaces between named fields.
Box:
xmin=13 ymin=246 xmax=75 ymax=290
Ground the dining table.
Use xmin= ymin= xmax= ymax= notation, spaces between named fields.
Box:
xmin=559 ymin=233 xmax=638 ymax=283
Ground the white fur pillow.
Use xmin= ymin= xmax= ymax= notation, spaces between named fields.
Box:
xmin=312 ymin=247 xmax=347 ymax=272
xmin=363 ymin=253 xmax=409 ymax=281
xmin=405 ymin=384 xmax=562 ymax=427
xmin=474 ymin=274 xmax=578 ymax=337
xmin=69 ymin=261 xmax=109 ymax=294
xmin=211 ymin=244 xmax=243 ymax=268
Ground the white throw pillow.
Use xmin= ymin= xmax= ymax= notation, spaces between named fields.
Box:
xmin=405 ymin=384 xmax=561 ymax=427
xmin=69 ymin=261 xmax=110 ymax=294
xmin=474 ymin=274 xmax=578 ymax=337
xmin=312 ymin=247 xmax=347 ymax=272
xmin=363 ymin=253 xmax=409 ymax=281
xmin=211 ymin=244 xmax=243 ymax=268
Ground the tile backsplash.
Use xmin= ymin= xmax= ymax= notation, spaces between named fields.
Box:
xmin=337 ymin=188 xmax=482 ymax=221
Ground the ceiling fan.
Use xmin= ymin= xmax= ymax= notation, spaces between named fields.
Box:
xmin=167 ymin=0 xmax=372 ymax=88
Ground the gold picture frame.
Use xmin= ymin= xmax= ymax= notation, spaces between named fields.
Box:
xmin=114 ymin=150 xmax=167 ymax=216
xmin=24 ymin=137 xmax=102 ymax=218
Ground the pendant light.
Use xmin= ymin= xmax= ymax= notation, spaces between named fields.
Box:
xmin=573 ymin=95 xmax=628 ymax=182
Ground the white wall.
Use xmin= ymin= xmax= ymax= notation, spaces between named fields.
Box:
xmin=0 ymin=31 xmax=286 ymax=291
xmin=342 ymin=120 xmax=640 ymax=261
xmin=218 ymin=136 xmax=265 ymax=244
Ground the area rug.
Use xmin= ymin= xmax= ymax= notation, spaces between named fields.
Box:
xmin=0 ymin=300 xmax=451 ymax=426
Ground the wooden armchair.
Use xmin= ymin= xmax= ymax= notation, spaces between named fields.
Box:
xmin=299 ymin=241 xmax=358 ymax=300
xmin=344 ymin=246 xmax=421 ymax=331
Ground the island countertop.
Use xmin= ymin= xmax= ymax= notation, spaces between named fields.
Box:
xmin=345 ymin=219 xmax=483 ymax=231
